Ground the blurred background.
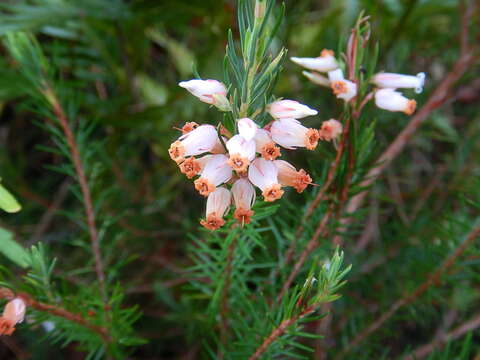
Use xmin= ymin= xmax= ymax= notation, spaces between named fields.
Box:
xmin=0 ymin=0 xmax=479 ymax=359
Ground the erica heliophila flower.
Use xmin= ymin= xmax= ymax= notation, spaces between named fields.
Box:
xmin=268 ymin=100 xmax=318 ymax=119
xmin=319 ymin=119 xmax=343 ymax=142
xmin=0 ymin=298 xmax=26 ymax=336
xmin=194 ymin=154 xmax=232 ymax=196
xmin=291 ymin=49 xmax=338 ymax=73
xmin=232 ymin=178 xmax=255 ymax=225
xmin=302 ymin=71 xmax=330 ymax=87
xmin=328 ymin=69 xmax=357 ymax=102
xmin=178 ymin=79 xmax=230 ymax=111
xmin=168 ymin=124 xmax=219 ymax=163
xmin=372 ymin=72 xmax=426 ymax=93
xmin=200 ymin=187 xmax=231 ymax=230
xmin=179 ymin=155 xmax=212 ymax=179
xmin=375 ymin=88 xmax=417 ymax=115
xmin=248 ymin=158 xmax=284 ymax=202
xmin=275 ymin=160 xmax=312 ymax=193
xmin=271 ymin=118 xmax=320 ymax=150
xmin=254 ymin=129 xmax=281 ymax=160
xmin=237 ymin=118 xmax=258 ymax=141
xmin=226 ymin=135 xmax=256 ymax=172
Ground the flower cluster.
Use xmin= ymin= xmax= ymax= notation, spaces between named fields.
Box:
xmin=170 ymin=80 xmax=343 ymax=230
xmin=0 ymin=297 xmax=26 ymax=336
xmin=291 ymin=49 xmax=425 ymax=115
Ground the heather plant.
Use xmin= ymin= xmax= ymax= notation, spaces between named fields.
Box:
xmin=0 ymin=0 xmax=479 ymax=359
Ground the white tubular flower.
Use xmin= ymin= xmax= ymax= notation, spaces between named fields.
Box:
xmin=270 ymin=118 xmax=320 ymax=150
xmin=375 ymin=88 xmax=417 ymax=115
xmin=231 ymin=178 xmax=256 ymax=225
xmin=290 ymin=49 xmax=338 ymax=73
xmin=237 ymin=118 xmax=258 ymax=141
xmin=0 ymin=298 xmax=26 ymax=336
xmin=328 ymin=69 xmax=357 ymax=102
xmin=248 ymin=158 xmax=284 ymax=202
xmin=274 ymin=160 xmax=313 ymax=193
xmin=268 ymin=100 xmax=318 ymax=119
xmin=226 ymin=135 xmax=256 ymax=173
xmin=179 ymin=154 xmax=212 ymax=179
xmin=319 ymin=119 xmax=343 ymax=142
xmin=254 ymin=129 xmax=281 ymax=160
xmin=178 ymin=79 xmax=230 ymax=111
xmin=168 ymin=124 xmax=219 ymax=163
xmin=200 ymin=187 xmax=231 ymax=230
xmin=302 ymin=71 xmax=330 ymax=87
xmin=372 ymin=72 xmax=426 ymax=93
xmin=194 ymin=154 xmax=232 ymax=196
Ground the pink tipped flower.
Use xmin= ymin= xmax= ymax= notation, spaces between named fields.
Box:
xmin=274 ymin=160 xmax=313 ymax=193
xmin=375 ymin=88 xmax=417 ymax=115
xmin=268 ymin=100 xmax=318 ymax=119
xmin=372 ymin=72 xmax=425 ymax=93
xmin=270 ymin=118 xmax=320 ymax=150
xmin=254 ymin=129 xmax=281 ymax=160
xmin=194 ymin=154 xmax=232 ymax=196
xmin=290 ymin=49 xmax=338 ymax=73
xmin=319 ymin=119 xmax=343 ymax=142
xmin=237 ymin=118 xmax=258 ymax=141
xmin=0 ymin=298 xmax=26 ymax=336
xmin=328 ymin=69 xmax=357 ymax=102
xmin=226 ymin=135 xmax=256 ymax=173
xmin=231 ymin=178 xmax=256 ymax=225
xmin=178 ymin=79 xmax=230 ymax=111
xmin=302 ymin=71 xmax=330 ymax=87
xmin=179 ymin=154 xmax=212 ymax=179
xmin=200 ymin=187 xmax=231 ymax=230
xmin=168 ymin=124 xmax=219 ymax=163
xmin=248 ymin=158 xmax=284 ymax=202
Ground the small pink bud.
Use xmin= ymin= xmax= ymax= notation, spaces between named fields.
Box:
xmin=178 ymin=79 xmax=230 ymax=110
xmin=291 ymin=49 xmax=338 ymax=73
xmin=268 ymin=100 xmax=318 ymax=120
xmin=319 ymin=119 xmax=343 ymax=142
xmin=0 ymin=298 xmax=26 ymax=336
xmin=372 ymin=72 xmax=425 ymax=93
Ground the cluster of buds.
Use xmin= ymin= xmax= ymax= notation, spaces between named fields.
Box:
xmin=170 ymin=79 xmax=343 ymax=230
xmin=291 ymin=49 xmax=425 ymax=115
xmin=0 ymin=297 xmax=26 ymax=336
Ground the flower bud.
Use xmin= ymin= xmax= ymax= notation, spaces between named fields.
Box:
xmin=200 ymin=187 xmax=231 ymax=230
xmin=290 ymin=49 xmax=338 ymax=73
xmin=372 ymin=72 xmax=426 ymax=93
xmin=178 ymin=79 xmax=230 ymax=110
xmin=0 ymin=298 xmax=26 ymax=336
xmin=319 ymin=119 xmax=343 ymax=142
xmin=268 ymin=100 xmax=318 ymax=119
xmin=375 ymin=88 xmax=417 ymax=115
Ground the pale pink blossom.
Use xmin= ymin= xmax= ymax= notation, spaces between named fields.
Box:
xmin=179 ymin=154 xmax=212 ymax=179
xmin=194 ymin=154 xmax=232 ymax=196
xmin=226 ymin=135 xmax=256 ymax=172
xmin=290 ymin=49 xmax=338 ymax=73
xmin=268 ymin=100 xmax=318 ymax=119
xmin=274 ymin=160 xmax=312 ymax=193
xmin=328 ymin=69 xmax=357 ymax=102
xmin=372 ymin=72 xmax=425 ymax=93
xmin=237 ymin=118 xmax=258 ymax=141
xmin=0 ymin=298 xmax=26 ymax=336
xmin=375 ymin=88 xmax=417 ymax=115
xmin=200 ymin=187 xmax=231 ymax=230
xmin=168 ymin=124 xmax=219 ymax=163
xmin=178 ymin=79 xmax=230 ymax=110
xmin=254 ymin=129 xmax=281 ymax=160
xmin=319 ymin=119 xmax=343 ymax=142
xmin=270 ymin=118 xmax=320 ymax=150
xmin=248 ymin=158 xmax=284 ymax=202
xmin=231 ymin=178 xmax=256 ymax=225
